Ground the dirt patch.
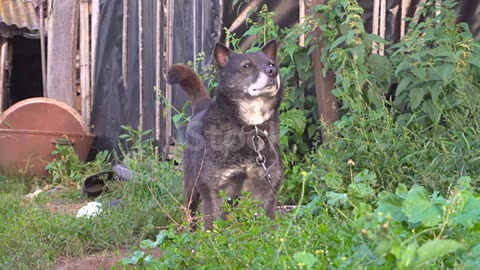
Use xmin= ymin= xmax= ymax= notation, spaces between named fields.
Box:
xmin=53 ymin=249 xmax=128 ymax=270
xmin=45 ymin=201 xmax=86 ymax=215
xmin=53 ymin=248 xmax=162 ymax=270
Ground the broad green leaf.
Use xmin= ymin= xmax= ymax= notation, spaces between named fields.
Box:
xmin=395 ymin=184 xmax=409 ymax=199
xmin=354 ymin=169 xmax=377 ymax=184
xmin=428 ymin=45 xmax=454 ymax=57
xmin=402 ymin=186 xmax=445 ymax=227
xmin=367 ymin=87 xmax=385 ymax=108
xmin=414 ymin=68 xmax=427 ymax=80
xmin=293 ymin=251 xmax=318 ymax=269
xmin=429 ymin=81 xmax=443 ymax=104
xmin=172 ymin=113 xmax=184 ymax=129
xmin=280 ymin=109 xmax=307 ymax=136
xmin=438 ymin=64 xmax=455 ymax=85
xmin=396 ymin=76 xmax=412 ymax=96
xmin=400 ymin=243 xmax=418 ymax=269
xmin=365 ymin=33 xmax=387 ymax=44
xmin=421 ymin=100 xmax=441 ymax=124
xmin=243 ymin=26 xmax=262 ymax=37
xmin=409 ymin=88 xmax=426 ymax=110
xmin=329 ymin=36 xmax=346 ymax=51
xmin=326 ymin=192 xmax=348 ymax=206
xmin=467 ymin=56 xmax=480 ymax=68
xmin=416 ymin=240 xmax=464 ymax=266
xmin=451 ymin=190 xmax=480 ymax=228
xmin=307 ymin=125 xmax=318 ymax=139
xmin=121 ymin=250 xmax=144 ymax=265
xmin=395 ymin=60 xmax=411 ymax=75
xmin=349 ymin=182 xmax=375 ymax=198
xmin=322 ymin=172 xmax=343 ymax=190
xmin=345 ymin=30 xmax=356 ymax=45
xmin=367 ymin=54 xmax=394 ymax=84
xmin=375 ymin=238 xmax=394 ymax=256
xmin=140 ymin=239 xmax=155 ymax=249
xmin=462 ymin=243 xmax=480 ymax=269
xmin=456 ymin=176 xmax=472 ymax=191
xmin=376 ymin=192 xmax=405 ymax=222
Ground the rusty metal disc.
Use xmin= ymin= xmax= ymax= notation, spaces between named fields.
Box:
xmin=0 ymin=97 xmax=89 ymax=133
xmin=0 ymin=97 xmax=93 ymax=177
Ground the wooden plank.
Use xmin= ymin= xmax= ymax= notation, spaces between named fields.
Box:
xmin=91 ymin=0 xmax=100 ymax=95
xmin=46 ymin=0 xmax=79 ymax=107
xmin=164 ymin=0 xmax=174 ymax=150
xmin=372 ymin=0 xmax=380 ymax=54
xmin=0 ymin=39 xmax=7 ymax=112
xmin=80 ymin=0 xmax=91 ymax=127
xmin=309 ymin=0 xmax=339 ymax=138
xmin=122 ymin=0 xmax=129 ymax=89
xmin=39 ymin=0 xmax=47 ymax=96
xmin=155 ymin=0 xmax=162 ymax=157
xmin=379 ymin=0 xmax=387 ymax=55
xmin=400 ymin=0 xmax=411 ymax=38
xmin=299 ymin=0 xmax=305 ymax=47
xmin=139 ymin=0 xmax=144 ymax=131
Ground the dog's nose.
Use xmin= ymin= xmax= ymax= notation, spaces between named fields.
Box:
xmin=266 ymin=65 xmax=278 ymax=77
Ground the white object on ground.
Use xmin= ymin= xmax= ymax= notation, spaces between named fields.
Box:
xmin=76 ymin=201 xmax=103 ymax=218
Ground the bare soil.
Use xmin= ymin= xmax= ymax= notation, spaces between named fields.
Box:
xmin=53 ymin=249 xmax=128 ymax=270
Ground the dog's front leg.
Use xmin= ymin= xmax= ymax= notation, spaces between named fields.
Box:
xmin=262 ymin=193 xmax=278 ymax=220
xmin=201 ymin=190 xmax=223 ymax=231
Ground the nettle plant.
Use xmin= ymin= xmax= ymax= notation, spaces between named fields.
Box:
xmin=391 ymin=0 xmax=480 ymax=132
xmin=305 ymin=0 xmax=480 ymax=198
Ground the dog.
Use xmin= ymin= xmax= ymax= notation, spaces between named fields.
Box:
xmin=167 ymin=40 xmax=283 ymax=231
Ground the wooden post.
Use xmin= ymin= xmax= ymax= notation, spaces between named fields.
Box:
xmin=39 ymin=0 xmax=47 ymax=97
xmin=155 ymin=0 xmax=162 ymax=157
xmin=372 ymin=0 xmax=380 ymax=54
xmin=138 ymin=0 xmax=144 ymax=132
xmin=400 ymin=0 xmax=411 ymax=38
xmin=122 ymin=0 xmax=129 ymax=89
xmin=80 ymin=0 xmax=91 ymax=126
xmin=299 ymin=0 xmax=305 ymax=47
xmin=46 ymin=0 xmax=79 ymax=107
xmin=379 ymin=0 xmax=387 ymax=55
xmin=91 ymin=0 xmax=100 ymax=96
xmin=309 ymin=0 xmax=339 ymax=139
xmin=0 ymin=39 xmax=7 ymax=112
xmin=164 ymin=0 xmax=174 ymax=150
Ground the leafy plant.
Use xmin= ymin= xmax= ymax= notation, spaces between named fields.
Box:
xmin=391 ymin=0 xmax=480 ymax=130
xmin=45 ymin=142 xmax=110 ymax=188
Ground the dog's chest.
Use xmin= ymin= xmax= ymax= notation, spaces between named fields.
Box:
xmin=237 ymin=98 xmax=274 ymax=126
xmin=219 ymin=161 xmax=270 ymax=196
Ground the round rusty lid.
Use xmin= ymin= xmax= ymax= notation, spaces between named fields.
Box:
xmin=0 ymin=97 xmax=89 ymax=133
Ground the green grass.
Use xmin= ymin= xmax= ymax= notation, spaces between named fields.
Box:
xmin=0 ymin=158 xmax=184 ymax=269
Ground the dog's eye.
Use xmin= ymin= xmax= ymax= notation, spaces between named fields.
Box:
xmin=269 ymin=63 xmax=275 ymax=67
xmin=242 ymin=63 xmax=252 ymax=68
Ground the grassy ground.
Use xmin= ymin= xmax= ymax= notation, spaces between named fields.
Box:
xmin=0 ymin=158 xmax=184 ymax=269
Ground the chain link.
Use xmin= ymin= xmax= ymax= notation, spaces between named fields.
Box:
xmin=251 ymin=126 xmax=271 ymax=183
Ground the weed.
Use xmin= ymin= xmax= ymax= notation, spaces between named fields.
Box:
xmin=45 ymin=143 xmax=110 ymax=189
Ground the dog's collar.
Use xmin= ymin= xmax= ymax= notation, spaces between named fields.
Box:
xmin=240 ymin=122 xmax=269 ymax=134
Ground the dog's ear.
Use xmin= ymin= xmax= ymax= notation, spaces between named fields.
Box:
xmin=261 ymin=40 xmax=277 ymax=60
xmin=214 ymin=43 xmax=234 ymax=68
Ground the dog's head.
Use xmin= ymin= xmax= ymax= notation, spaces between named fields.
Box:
xmin=213 ymin=40 xmax=282 ymax=125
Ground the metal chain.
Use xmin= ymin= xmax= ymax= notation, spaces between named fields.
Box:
xmin=251 ymin=126 xmax=271 ymax=183
xmin=250 ymin=125 xmax=288 ymax=213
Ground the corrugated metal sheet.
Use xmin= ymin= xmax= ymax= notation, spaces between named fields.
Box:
xmin=0 ymin=0 xmax=39 ymax=31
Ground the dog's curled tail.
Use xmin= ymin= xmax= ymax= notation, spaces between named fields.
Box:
xmin=167 ymin=64 xmax=211 ymax=115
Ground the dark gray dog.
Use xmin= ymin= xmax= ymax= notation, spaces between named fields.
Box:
xmin=167 ymin=40 xmax=283 ymax=231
